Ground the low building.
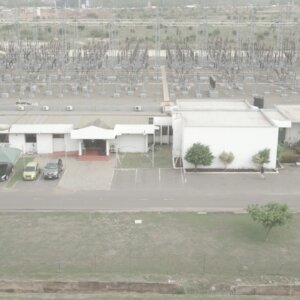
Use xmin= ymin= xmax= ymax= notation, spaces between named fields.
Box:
xmin=0 ymin=112 xmax=162 ymax=157
xmin=274 ymin=105 xmax=300 ymax=144
xmin=172 ymin=99 xmax=285 ymax=169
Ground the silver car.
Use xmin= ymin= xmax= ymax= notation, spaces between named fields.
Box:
xmin=43 ymin=158 xmax=63 ymax=180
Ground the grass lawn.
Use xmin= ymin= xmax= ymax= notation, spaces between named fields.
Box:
xmin=0 ymin=212 xmax=298 ymax=295
xmin=117 ymin=145 xmax=172 ymax=168
xmin=6 ymin=156 xmax=33 ymax=188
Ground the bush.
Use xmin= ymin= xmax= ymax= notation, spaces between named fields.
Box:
xmin=293 ymin=144 xmax=300 ymax=154
xmin=280 ymin=153 xmax=300 ymax=163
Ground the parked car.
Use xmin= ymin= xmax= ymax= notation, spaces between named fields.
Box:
xmin=43 ymin=158 xmax=63 ymax=179
xmin=23 ymin=161 xmax=40 ymax=181
xmin=0 ymin=162 xmax=13 ymax=182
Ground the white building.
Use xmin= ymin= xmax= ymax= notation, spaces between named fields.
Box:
xmin=0 ymin=112 xmax=168 ymax=156
xmin=172 ymin=99 xmax=285 ymax=169
xmin=274 ymin=105 xmax=300 ymax=144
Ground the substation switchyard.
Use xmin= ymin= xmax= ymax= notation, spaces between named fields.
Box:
xmin=0 ymin=4 xmax=299 ymax=109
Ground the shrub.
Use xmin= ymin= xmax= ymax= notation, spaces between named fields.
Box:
xmin=293 ymin=144 xmax=300 ymax=154
xmin=185 ymin=143 xmax=214 ymax=169
xmin=280 ymin=153 xmax=300 ymax=163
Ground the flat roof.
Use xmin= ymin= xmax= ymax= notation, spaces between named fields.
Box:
xmin=262 ymin=109 xmax=291 ymax=128
xmin=0 ymin=112 xmax=153 ymax=128
xmin=275 ymin=105 xmax=300 ymax=122
xmin=182 ymin=110 xmax=274 ymax=128
xmin=176 ymin=99 xmax=251 ymax=111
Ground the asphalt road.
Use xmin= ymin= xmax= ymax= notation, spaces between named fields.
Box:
xmin=1 ymin=165 xmax=300 ymax=212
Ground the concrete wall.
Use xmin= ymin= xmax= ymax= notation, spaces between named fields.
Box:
xmin=182 ymin=127 xmax=278 ymax=169
xmin=117 ymin=134 xmax=147 ymax=153
xmin=37 ymin=134 xmax=53 ymax=154
xmin=9 ymin=134 xmax=25 ymax=152
xmin=285 ymin=123 xmax=300 ymax=144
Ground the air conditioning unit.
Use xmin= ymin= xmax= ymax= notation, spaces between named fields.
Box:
xmin=17 ymin=105 xmax=25 ymax=111
xmin=134 ymin=105 xmax=142 ymax=112
xmin=66 ymin=105 xmax=73 ymax=111
xmin=42 ymin=105 xmax=50 ymax=111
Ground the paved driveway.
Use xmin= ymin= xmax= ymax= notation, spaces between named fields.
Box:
xmin=58 ymin=157 xmax=115 ymax=191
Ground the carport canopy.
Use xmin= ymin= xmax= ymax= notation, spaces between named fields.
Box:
xmin=0 ymin=147 xmax=21 ymax=164
xmin=71 ymin=125 xmax=115 ymax=140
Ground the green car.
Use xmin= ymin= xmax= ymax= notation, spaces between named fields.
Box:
xmin=23 ymin=161 xmax=40 ymax=181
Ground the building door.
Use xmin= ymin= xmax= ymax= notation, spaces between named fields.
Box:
xmin=83 ymin=139 xmax=106 ymax=155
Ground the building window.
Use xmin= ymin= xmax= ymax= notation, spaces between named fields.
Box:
xmin=25 ymin=134 xmax=36 ymax=143
xmin=0 ymin=134 xmax=9 ymax=143
xmin=149 ymin=117 xmax=154 ymax=124
xmin=162 ymin=126 xmax=168 ymax=136
xmin=169 ymin=126 xmax=173 ymax=136
xmin=53 ymin=134 xmax=64 ymax=139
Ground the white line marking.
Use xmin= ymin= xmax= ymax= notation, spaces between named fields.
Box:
xmin=163 ymin=198 xmax=174 ymax=201
xmin=158 ymin=168 xmax=161 ymax=183
xmin=139 ymin=198 xmax=148 ymax=201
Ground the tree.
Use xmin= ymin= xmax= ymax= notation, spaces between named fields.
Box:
xmin=219 ymin=151 xmax=234 ymax=169
xmin=252 ymin=148 xmax=270 ymax=167
xmin=184 ymin=143 xmax=214 ymax=169
xmin=247 ymin=203 xmax=292 ymax=241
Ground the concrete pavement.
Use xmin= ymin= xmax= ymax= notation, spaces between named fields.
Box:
xmin=0 ymin=164 xmax=300 ymax=212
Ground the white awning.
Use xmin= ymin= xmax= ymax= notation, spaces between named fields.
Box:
xmin=10 ymin=124 xmax=73 ymax=134
xmin=71 ymin=125 xmax=115 ymax=140
xmin=114 ymin=124 xmax=157 ymax=136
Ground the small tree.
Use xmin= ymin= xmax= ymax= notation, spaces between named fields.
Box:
xmin=219 ymin=151 xmax=234 ymax=169
xmin=252 ymin=148 xmax=270 ymax=167
xmin=184 ymin=143 xmax=214 ymax=169
xmin=247 ymin=203 xmax=292 ymax=241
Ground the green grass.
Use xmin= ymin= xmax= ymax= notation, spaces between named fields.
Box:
xmin=6 ymin=157 xmax=33 ymax=188
xmin=0 ymin=212 xmax=298 ymax=294
xmin=117 ymin=145 xmax=172 ymax=168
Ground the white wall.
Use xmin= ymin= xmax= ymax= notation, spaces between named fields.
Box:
xmin=53 ymin=137 xmax=65 ymax=152
xmin=182 ymin=127 xmax=278 ymax=169
xmin=172 ymin=115 xmax=183 ymax=157
xmin=9 ymin=134 xmax=25 ymax=152
xmin=285 ymin=123 xmax=300 ymax=144
xmin=117 ymin=134 xmax=147 ymax=153
xmin=37 ymin=134 xmax=53 ymax=154
xmin=65 ymin=134 xmax=79 ymax=152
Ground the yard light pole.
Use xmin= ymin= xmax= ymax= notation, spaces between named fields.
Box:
xmin=152 ymin=143 xmax=154 ymax=167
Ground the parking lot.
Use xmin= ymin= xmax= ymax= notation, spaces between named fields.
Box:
xmin=3 ymin=154 xmax=300 ymax=199
xmin=112 ymin=168 xmax=185 ymax=191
